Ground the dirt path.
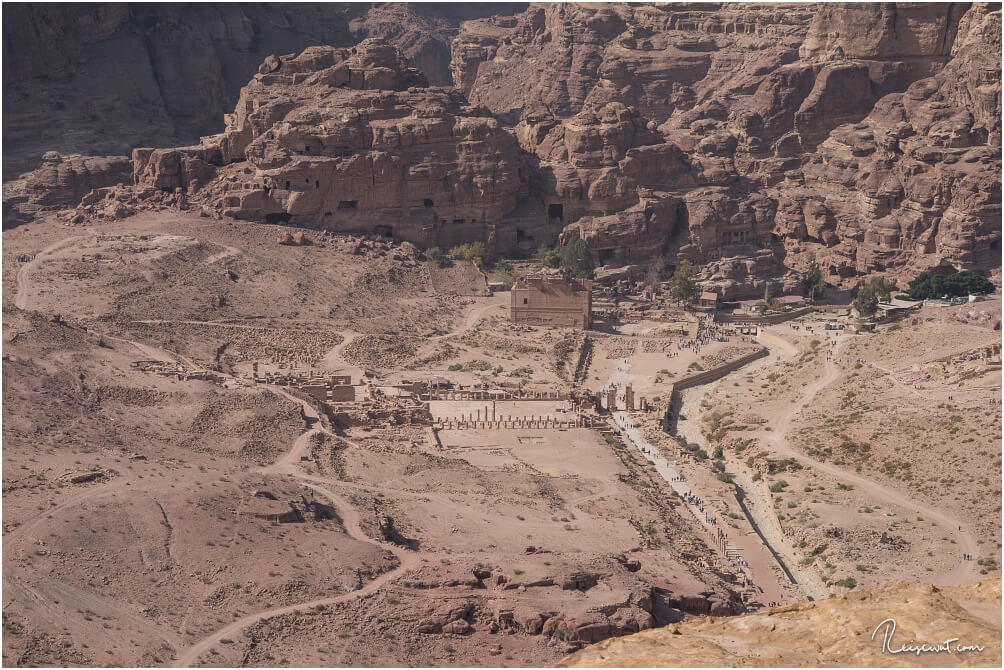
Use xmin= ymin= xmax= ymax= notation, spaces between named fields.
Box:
xmin=175 ymin=397 xmax=421 ymax=668
xmin=566 ymin=479 xmax=614 ymax=522
xmin=761 ymin=336 xmax=981 ymax=587
xmin=604 ymin=358 xmax=790 ymax=605
xmin=4 ymin=479 xmax=130 ymax=542
xmin=318 ymin=331 xmax=361 ymax=373
xmin=316 ymin=293 xmax=505 ymax=374
xmin=669 ymin=354 xmax=829 ymax=601
xmin=4 ymin=568 xmax=183 ymax=653
xmin=14 ymin=234 xmax=95 ymax=311
xmin=431 ymin=292 xmax=509 ymax=341
xmin=862 ymin=360 xmax=931 ymax=400
xmin=202 ymin=244 xmax=240 ymax=265
xmin=131 ymin=319 xmax=279 ymax=330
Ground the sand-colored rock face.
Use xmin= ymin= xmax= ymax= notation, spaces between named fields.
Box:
xmin=1 ymin=3 xmax=523 ymax=178
xmin=799 ymin=3 xmax=968 ymax=61
xmin=786 ymin=5 xmax=1002 ymax=279
xmin=560 ymin=578 xmax=1002 ymax=667
xmin=2 ymin=153 xmax=133 ymax=227
xmin=130 ymin=39 xmax=540 ymax=250
xmin=7 ymin=3 xmax=997 ymax=293
xmin=449 ymin=2 xmax=1000 ymax=290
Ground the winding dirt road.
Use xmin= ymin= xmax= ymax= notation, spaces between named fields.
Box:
xmin=761 ymin=336 xmax=980 ymax=587
xmin=14 ymin=234 xmax=95 ymax=311
xmin=174 ymin=397 xmax=420 ymax=668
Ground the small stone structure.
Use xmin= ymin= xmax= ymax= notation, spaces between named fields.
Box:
xmin=131 ymin=360 xmax=225 ymax=384
xmin=510 ymin=275 xmax=592 ymax=329
xmin=254 ymin=368 xmax=358 ymax=403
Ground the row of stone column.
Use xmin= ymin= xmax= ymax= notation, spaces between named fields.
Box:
xmin=435 ymin=416 xmax=592 ymax=430
xmin=430 ymin=390 xmax=568 ymax=401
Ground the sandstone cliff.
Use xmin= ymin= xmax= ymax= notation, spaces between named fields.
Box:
xmin=129 ymin=39 xmax=550 ymax=251
xmin=560 ymin=577 xmax=1002 ymax=667
xmin=457 ymin=1 xmax=1001 ymax=290
xmin=5 ymin=3 xmax=999 ymax=294
xmin=1 ymin=2 xmax=521 ymax=178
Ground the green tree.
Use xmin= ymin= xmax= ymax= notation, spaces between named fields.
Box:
xmin=541 ymin=247 xmax=562 ymax=268
xmin=853 ymin=282 xmax=879 ymax=317
xmin=907 ymin=271 xmax=993 ymax=299
xmin=448 ymin=242 xmax=486 ymax=266
xmin=867 ymin=276 xmax=894 ymax=302
xmin=493 ymin=260 xmax=519 ymax=287
xmin=803 ymin=252 xmax=826 ymax=301
xmin=669 ymin=260 xmax=700 ymax=304
xmin=558 ymin=236 xmax=595 ymax=279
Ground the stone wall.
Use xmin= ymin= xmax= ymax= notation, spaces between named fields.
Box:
xmin=659 ymin=347 xmax=770 ymax=426
xmin=713 ymin=307 xmax=814 ymax=324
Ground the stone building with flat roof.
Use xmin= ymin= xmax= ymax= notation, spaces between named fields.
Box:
xmin=510 ymin=275 xmax=592 ymax=329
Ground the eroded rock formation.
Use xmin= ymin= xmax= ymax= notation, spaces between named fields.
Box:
xmin=2 ymin=153 xmax=133 ymax=227
xmin=559 ymin=578 xmax=1003 ymax=667
xmin=130 ymin=39 xmax=554 ymax=250
xmin=6 ymin=3 xmax=999 ymax=293
xmin=454 ymin=1 xmax=1001 ymax=291
xmin=1 ymin=2 xmax=522 ymax=177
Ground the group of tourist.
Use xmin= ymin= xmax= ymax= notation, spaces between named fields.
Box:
xmin=683 ymin=491 xmax=704 ymax=513
xmin=677 ymin=317 xmax=730 ymax=356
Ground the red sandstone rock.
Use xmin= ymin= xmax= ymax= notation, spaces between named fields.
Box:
xmin=20 ymin=3 xmax=994 ymax=294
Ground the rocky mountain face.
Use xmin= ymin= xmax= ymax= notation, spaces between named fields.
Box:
xmin=4 ymin=2 xmax=1000 ymax=295
xmin=559 ymin=577 xmax=1002 ymax=667
xmin=129 ymin=39 xmax=544 ymax=251
xmin=1 ymin=3 xmax=522 ymax=177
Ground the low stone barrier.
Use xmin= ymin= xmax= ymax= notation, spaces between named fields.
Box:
xmin=659 ymin=347 xmax=769 ymax=426
xmin=714 ymin=307 xmax=813 ymax=325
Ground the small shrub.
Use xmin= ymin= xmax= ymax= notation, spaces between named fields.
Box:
xmin=426 ymin=247 xmax=451 ymax=268
xmin=447 ymin=242 xmax=486 ymax=266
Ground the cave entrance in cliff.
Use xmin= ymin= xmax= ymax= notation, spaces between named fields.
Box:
xmin=338 ymin=200 xmax=358 ymax=210
xmin=424 ymin=199 xmax=434 ymax=208
xmin=548 ymin=204 xmax=564 ymax=221
xmin=374 ymin=225 xmax=393 ymax=239
xmin=598 ymin=248 xmax=616 ymax=266
xmin=265 ymin=213 xmax=291 ymax=225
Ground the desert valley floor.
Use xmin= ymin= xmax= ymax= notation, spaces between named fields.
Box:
xmin=2 ymin=212 xmax=1001 ymax=667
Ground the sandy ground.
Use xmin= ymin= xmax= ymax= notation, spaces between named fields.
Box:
xmin=4 ymin=213 xmax=747 ymax=667
xmin=3 ymin=212 xmax=1000 ymax=667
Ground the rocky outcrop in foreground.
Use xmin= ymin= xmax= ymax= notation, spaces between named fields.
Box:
xmin=560 ymin=577 xmax=1002 ymax=667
